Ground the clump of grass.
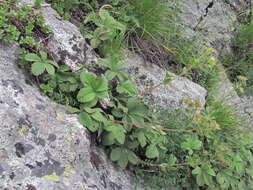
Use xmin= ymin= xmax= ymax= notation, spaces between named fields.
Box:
xmin=127 ymin=0 xmax=180 ymax=43
xmin=135 ymin=97 xmax=253 ymax=190
xmin=222 ymin=11 xmax=253 ymax=96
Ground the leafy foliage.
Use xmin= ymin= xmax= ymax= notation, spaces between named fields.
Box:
xmin=222 ymin=11 xmax=253 ymax=96
xmin=4 ymin=1 xmax=253 ymax=190
xmin=84 ymin=8 xmax=126 ymax=48
xmin=136 ymin=98 xmax=253 ymax=189
xmin=25 ymin=51 xmax=58 ymax=75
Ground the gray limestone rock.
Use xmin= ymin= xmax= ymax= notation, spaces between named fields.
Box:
xmin=0 ymin=41 xmax=144 ymax=190
xmin=18 ymin=0 xmax=98 ymax=72
xmin=179 ymin=0 xmax=250 ymax=52
xmin=212 ymin=69 xmax=253 ymax=128
xmin=179 ymin=0 xmax=253 ymax=127
xmin=125 ymin=54 xmax=207 ymax=111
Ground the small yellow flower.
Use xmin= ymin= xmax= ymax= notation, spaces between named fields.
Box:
xmin=211 ymin=122 xmax=221 ymax=130
xmin=208 ymin=56 xmax=216 ymax=67
xmin=237 ymin=75 xmax=248 ymax=81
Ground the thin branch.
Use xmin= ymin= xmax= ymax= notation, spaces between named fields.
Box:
xmin=109 ymin=119 xmax=194 ymax=133
xmin=143 ymin=162 xmax=190 ymax=167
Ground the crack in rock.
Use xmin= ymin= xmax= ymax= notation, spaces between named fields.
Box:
xmin=194 ymin=0 xmax=215 ymax=30
xmin=204 ymin=1 xmax=214 ymax=17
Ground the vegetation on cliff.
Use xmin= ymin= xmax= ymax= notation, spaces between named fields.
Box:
xmin=1 ymin=0 xmax=253 ymax=189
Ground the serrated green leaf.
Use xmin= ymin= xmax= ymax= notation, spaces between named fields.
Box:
xmin=82 ymin=99 xmax=98 ymax=108
xmin=168 ymin=154 xmax=177 ymax=166
xmin=116 ymin=80 xmax=136 ymax=95
xmin=78 ymin=112 xmax=99 ymax=132
xmin=146 ymin=145 xmax=159 ymax=158
xmin=45 ymin=64 xmax=55 ymax=75
xmin=118 ymin=154 xmax=128 ymax=169
xmin=96 ymin=91 xmax=108 ymax=99
xmin=127 ymin=98 xmax=148 ymax=117
xmin=102 ymin=132 xmax=115 ymax=145
xmin=93 ymin=76 xmax=108 ymax=92
xmin=77 ymin=87 xmax=96 ymax=103
xmin=118 ymin=72 xmax=129 ymax=81
xmin=137 ymin=132 xmax=147 ymax=147
xmin=40 ymin=51 xmax=47 ymax=60
xmin=110 ymin=148 xmax=122 ymax=161
xmin=192 ymin=166 xmax=201 ymax=175
xmin=205 ymin=166 xmax=216 ymax=176
xmin=115 ymin=130 xmax=125 ymax=144
xmin=162 ymin=72 xmax=174 ymax=85
xmin=105 ymin=70 xmax=117 ymax=80
xmin=127 ymin=151 xmax=139 ymax=165
xmin=80 ymin=72 xmax=96 ymax=86
xmin=112 ymin=108 xmax=124 ymax=118
xmin=203 ymin=172 xmax=213 ymax=185
xmin=125 ymin=140 xmax=139 ymax=149
xmin=181 ymin=137 xmax=202 ymax=151
xmin=31 ymin=62 xmax=45 ymax=76
xmin=47 ymin=60 xmax=59 ymax=67
xmin=78 ymin=112 xmax=92 ymax=125
xmin=83 ymin=107 xmax=98 ymax=113
xmin=104 ymin=125 xmax=125 ymax=144
xmin=91 ymin=111 xmax=106 ymax=122
xmin=25 ymin=53 xmax=41 ymax=62
xmin=59 ymin=83 xmax=78 ymax=92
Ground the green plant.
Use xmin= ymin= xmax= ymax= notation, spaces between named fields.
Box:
xmin=222 ymin=16 xmax=253 ymax=96
xmin=0 ymin=2 xmax=50 ymax=43
xmin=0 ymin=3 xmax=20 ymax=42
xmin=25 ymin=51 xmax=59 ymax=75
xmin=48 ymin=0 xmax=100 ymax=20
xmin=6 ymin=1 xmax=253 ymax=190
xmin=84 ymin=7 xmax=126 ymax=48
xmin=99 ymin=55 xmax=128 ymax=81
xmin=136 ymin=98 xmax=253 ymax=189
xmin=77 ymin=72 xmax=109 ymax=105
xmin=126 ymin=0 xmax=180 ymax=43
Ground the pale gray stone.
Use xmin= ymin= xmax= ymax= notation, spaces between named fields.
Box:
xmin=125 ymin=54 xmax=207 ymax=111
xmin=18 ymin=0 xmax=98 ymax=72
xmin=0 ymin=41 xmax=145 ymax=190
xmin=179 ymin=0 xmax=253 ymax=128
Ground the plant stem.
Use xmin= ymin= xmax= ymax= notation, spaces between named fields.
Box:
xmin=109 ymin=119 xmax=193 ymax=133
xmin=143 ymin=162 xmax=190 ymax=167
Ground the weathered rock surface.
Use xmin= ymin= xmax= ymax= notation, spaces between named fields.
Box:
xmin=0 ymin=41 xmax=144 ymax=190
xmin=4 ymin=1 xmax=250 ymax=189
xmin=180 ymin=0 xmax=253 ymax=127
xmin=180 ymin=0 xmax=250 ymax=51
xmin=212 ymin=69 xmax=253 ymax=128
xmin=18 ymin=0 xmax=98 ymax=72
xmin=18 ymin=0 xmax=208 ymax=112
xmin=125 ymin=54 xmax=207 ymax=111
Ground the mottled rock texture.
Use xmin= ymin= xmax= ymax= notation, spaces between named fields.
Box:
xmin=212 ymin=69 xmax=253 ymax=128
xmin=18 ymin=1 xmax=98 ymax=72
xmin=125 ymin=54 xmax=207 ymax=111
xmin=180 ymin=0 xmax=250 ymax=52
xmin=1 ymin=0 xmax=252 ymax=189
xmin=0 ymin=42 xmax=144 ymax=190
xmin=180 ymin=0 xmax=253 ymax=127
xmin=18 ymin=0 xmax=208 ymax=112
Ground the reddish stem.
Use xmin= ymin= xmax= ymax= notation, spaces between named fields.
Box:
xmin=109 ymin=119 xmax=193 ymax=133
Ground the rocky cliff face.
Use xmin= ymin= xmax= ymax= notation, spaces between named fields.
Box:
xmin=0 ymin=0 xmax=251 ymax=189
xmin=0 ymin=42 xmax=144 ymax=190
xmin=180 ymin=0 xmax=253 ymax=126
